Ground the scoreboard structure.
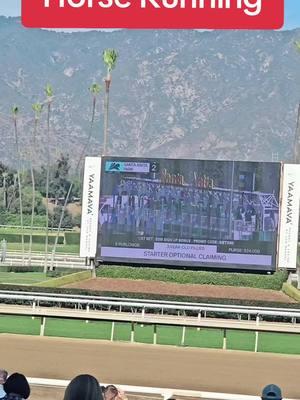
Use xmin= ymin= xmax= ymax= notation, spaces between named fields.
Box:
xmin=80 ymin=157 xmax=300 ymax=272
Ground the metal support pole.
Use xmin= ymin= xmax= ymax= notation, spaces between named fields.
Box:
xmin=110 ymin=321 xmax=115 ymax=341
xmin=181 ymin=326 xmax=186 ymax=346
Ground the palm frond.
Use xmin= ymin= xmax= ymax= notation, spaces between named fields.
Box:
xmin=103 ymin=49 xmax=118 ymax=72
xmin=89 ymin=83 xmax=102 ymax=95
xmin=12 ymin=106 xmax=19 ymax=116
xmin=294 ymin=40 xmax=300 ymax=52
xmin=45 ymin=83 xmax=54 ymax=98
xmin=32 ymin=102 xmax=43 ymax=116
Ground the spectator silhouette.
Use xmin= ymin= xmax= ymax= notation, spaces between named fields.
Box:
xmin=3 ymin=373 xmax=30 ymax=400
xmin=261 ymin=384 xmax=282 ymax=400
xmin=63 ymin=375 xmax=103 ymax=400
xmin=0 ymin=370 xmax=8 ymax=400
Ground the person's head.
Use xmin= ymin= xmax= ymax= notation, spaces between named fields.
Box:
xmin=103 ymin=385 xmax=127 ymax=400
xmin=63 ymin=375 xmax=103 ymax=400
xmin=262 ymin=384 xmax=282 ymax=400
xmin=0 ymin=370 xmax=8 ymax=385
xmin=3 ymin=373 xmax=30 ymax=399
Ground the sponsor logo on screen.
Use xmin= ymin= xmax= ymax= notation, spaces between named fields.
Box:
xmin=278 ymin=164 xmax=300 ymax=270
xmin=22 ymin=0 xmax=283 ymax=29
xmin=105 ymin=161 xmax=150 ymax=173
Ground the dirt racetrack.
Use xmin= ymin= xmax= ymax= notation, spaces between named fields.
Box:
xmin=1 ymin=334 xmax=299 ymax=399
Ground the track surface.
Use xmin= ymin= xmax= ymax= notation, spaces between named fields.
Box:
xmin=1 ymin=334 xmax=299 ymax=398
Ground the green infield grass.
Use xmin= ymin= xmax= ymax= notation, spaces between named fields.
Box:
xmin=0 ymin=272 xmax=49 ymax=285
xmin=0 ymin=315 xmax=300 ymax=355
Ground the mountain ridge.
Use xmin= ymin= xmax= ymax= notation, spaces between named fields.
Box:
xmin=0 ymin=17 xmax=300 ymax=166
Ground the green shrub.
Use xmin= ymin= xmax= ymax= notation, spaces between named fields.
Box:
xmin=96 ymin=266 xmax=288 ymax=291
xmin=64 ymin=232 xmax=80 ymax=245
xmin=1 ymin=213 xmax=46 ymax=227
xmin=0 ymin=284 xmax=297 ymax=309
xmin=282 ymin=283 xmax=300 ymax=302
xmin=0 ymin=232 xmax=64 ymax=245
xmin=0 ymin=265 xmax=44 ymax=272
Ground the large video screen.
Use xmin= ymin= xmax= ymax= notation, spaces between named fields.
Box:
xmin=96 ymin=157 xmax=281 ymax=271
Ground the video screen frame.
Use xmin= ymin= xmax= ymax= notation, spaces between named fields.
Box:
xmin=96 ymin=157 xmax=282 ymax=272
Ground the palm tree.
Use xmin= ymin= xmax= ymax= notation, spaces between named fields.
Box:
xmin=50 ymin=83 xmax=102 ymax=270
xmin=12 ymin=106 xmax=25 ymax=261
xmin=2 ymin=172 xmax=8 ymax=209
xmin=44 ymin=84 xmax=53 ymax=272
xmin=28 ymin=102 xmax=43 ymax=266
xmin=102 ymin=49 xmax=118 ymax=155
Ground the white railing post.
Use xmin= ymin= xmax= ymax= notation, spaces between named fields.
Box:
xmin=131 ymin=322 xmax=135 ymax=343
xmin=40 ymin=317 xmax=46 ymax=336
xmin=222 ymin=329 xmax=227 ymax=350
xmin=153 ymin=324 xmax=157 ymax=345
xmin=86 ymin=304 xmax=90 ymax=324
xmin=110 ymin=322 xmax=115 ymax=341
xmin=181 ymin=326 xmax=186 ymax=346
xmin=254 ymin=331 xmax=259 ymax=352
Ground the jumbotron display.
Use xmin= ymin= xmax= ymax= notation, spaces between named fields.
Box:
xmin=95 ymin=157 xmax=281 ymax=271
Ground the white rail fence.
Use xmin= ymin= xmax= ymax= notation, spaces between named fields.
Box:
xmin=28 ymin=378 xmax=295 ymax=400
xmin=0 ymin=293 xmax=300 ymax=321
xmin=1 ymin=290 xmax=299 ymax=314
xmin=1 ymin=293 xmax=300 ymax=352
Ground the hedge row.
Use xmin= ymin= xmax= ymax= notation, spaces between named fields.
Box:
xmin=0 ymin=265 xmax=82 ymax=274
xmin=64 ymin=232 xmax=80 ymax=245
xmin=96 ymin=266 xmax=288 ymax=291
xmin=0 ymin=265 xmax=44 ymax=272
xmin=0 ymin=284 xmax=298 ymax=309
xmin=0 ymin=233 xmax=64 ymax=245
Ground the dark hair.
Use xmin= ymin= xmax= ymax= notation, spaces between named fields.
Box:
xmin=63 ymin=374 xmax=103 ymax=400
xmin=3 ymin=373 xmax=30 ymax=399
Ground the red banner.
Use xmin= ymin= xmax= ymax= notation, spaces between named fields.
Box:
xmin=22 ymin=0 xmax=284 ymax=29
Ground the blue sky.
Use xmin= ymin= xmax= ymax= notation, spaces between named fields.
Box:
xmin=0 ymin=0 xmax=299 ymax=30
